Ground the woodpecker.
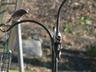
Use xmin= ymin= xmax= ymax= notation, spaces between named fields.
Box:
xmin=53 ymin=26 xmax=62 ymax=42
xmin=53 ymin=27 xmax=62 ymax=60
xmin=7 ymin=9 xmax=28 ymax=23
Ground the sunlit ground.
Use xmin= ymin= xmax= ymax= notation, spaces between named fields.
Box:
xmin=9 ymin=69 xmax=31 ymax=72
xmin=9 ymin=70 xmax=18 ymax=72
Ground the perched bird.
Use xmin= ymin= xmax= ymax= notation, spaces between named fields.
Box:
xmin=7 ymin=9 xmax=28 ymax=23
xmin=53 ymin=26 xmax=62 ymax=60
xmin=53 ymin=26 xmax=62 ymax=41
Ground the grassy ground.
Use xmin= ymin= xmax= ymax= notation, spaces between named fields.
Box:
xmin=9 ymin=69 xmax=31 ymax=72
xmin=9 ymin=70 xmax=18 ymax=72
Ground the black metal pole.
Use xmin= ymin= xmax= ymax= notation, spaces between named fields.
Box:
xmin=54 ymin=0 xmax=67 ymax=72
xmin=56 ymin=0 xmax=67 ymax=36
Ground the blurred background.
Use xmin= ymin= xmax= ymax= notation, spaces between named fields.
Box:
xmin=0 ymin=0 xmax=96 ymax=72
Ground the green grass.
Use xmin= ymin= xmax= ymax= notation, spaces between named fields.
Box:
xmin=9 ymin=69 xmax=31 ymax=72
xmin=9 ymin=70 xmax=18 ymax=72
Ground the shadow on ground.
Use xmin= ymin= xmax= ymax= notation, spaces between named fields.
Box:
xmin=11 ymin=48 xmax=96 ymax=72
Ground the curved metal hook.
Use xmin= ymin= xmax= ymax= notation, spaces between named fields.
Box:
xmin=56 ymin=0 xmax=67 ymax=35
xmin=6 ymin=20 xmax=53 ymax=43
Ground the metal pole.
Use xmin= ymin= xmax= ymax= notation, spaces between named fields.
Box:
xmin=11 ymin=20 xmax=24 ymax=72
xmin=54 ymin=0 xmax=67 ymax=72
xmin=15 ymin=0 xmax=24 ymax=72
xmin=17 ymin=24 xmax=24 ymax=72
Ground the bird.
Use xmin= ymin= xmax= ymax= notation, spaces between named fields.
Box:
xmin=53 ymin=26 xmax=62 ymax=60
xmin=53 ymin=26 xmax=62 ymax=41
xmin=7 ymin=8 xmax=29 ymax=23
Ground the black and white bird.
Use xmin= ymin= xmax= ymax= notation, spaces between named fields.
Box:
xmin=53 ymin=27 xmax=62 ymax=60
xmin=7 ymin=9 xmax=28 ymax=23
